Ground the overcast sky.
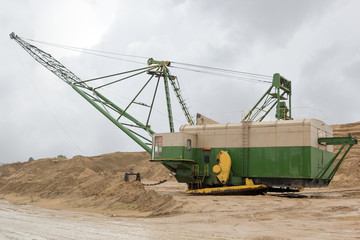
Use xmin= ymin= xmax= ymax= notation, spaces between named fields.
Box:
xmin=1 ymin=0 xmax=359 ymax=163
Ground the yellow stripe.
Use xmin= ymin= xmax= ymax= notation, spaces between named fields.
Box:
xmin=186 ymin=184 xmax=267 ymax=194
xmin=150 ymin=158 xmax=195 ymax=162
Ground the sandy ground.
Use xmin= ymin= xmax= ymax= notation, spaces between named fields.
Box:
xmin=1 ymin=182 xmax=360 ymax=240
xmin=0 ymin=121 xmax=359 ymax=239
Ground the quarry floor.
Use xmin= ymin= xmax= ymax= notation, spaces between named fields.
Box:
xmin=1 ymin=182 xmax=360 ymax=240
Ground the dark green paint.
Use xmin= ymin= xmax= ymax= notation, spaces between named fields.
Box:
xmin=318 ymin=133 xmax=358 ymax=145
xmin=155 ymin=146 xmax=334 ymax=186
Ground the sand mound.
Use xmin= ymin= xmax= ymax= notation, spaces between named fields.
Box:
xmin=329 ymin=121 xmax=360 ymax=188
xmin=0 ymin=152 xmax=177 ymax=216
xmin=0 ymin=122 xmax=359 ymax=216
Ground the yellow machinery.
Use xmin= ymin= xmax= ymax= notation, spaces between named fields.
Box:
xmin=186 ymin=151 xmax=267 ymax=194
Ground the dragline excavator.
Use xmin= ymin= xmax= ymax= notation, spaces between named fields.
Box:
xmin=10 ymin=32 xmax=357 ymax=195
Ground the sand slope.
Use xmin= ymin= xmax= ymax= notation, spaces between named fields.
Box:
xmin=0 ymin=122 xmax=359 ymax=216
xmin=0 ymin=152 xmax=176 ymax=216
xmin=330 ymin=121 xmax=360 ymax=187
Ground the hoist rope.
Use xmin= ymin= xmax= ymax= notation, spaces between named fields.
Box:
xmin=170 ymin=66 xmax=272 ymax=84
xmin=171 ymin=61 xmax=272 ymax=79
xmin=21 ymin=36 xmax=273 ymax=84
xmin=22 ymin=37 xmax=145 ymax=65
xmin=22 ymin=37 xmax=148 ymax=60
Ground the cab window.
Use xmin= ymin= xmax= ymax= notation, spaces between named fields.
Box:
xmin=186 ymin=139 xmax=192 ymax=151
xmin=154 ymin=136 xmax=163 ymax=158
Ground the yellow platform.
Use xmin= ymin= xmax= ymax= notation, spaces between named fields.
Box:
xmin=186 ymin=179 xmax=268 ymax=195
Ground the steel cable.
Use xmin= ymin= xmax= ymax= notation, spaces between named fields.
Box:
xmin=21 ymin=36 xmax=273 ymax=84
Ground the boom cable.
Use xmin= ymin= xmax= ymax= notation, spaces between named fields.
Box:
xmin=170 ymin=66 xmax=272 ymax=84
xmin=21 ymin=36 xmax=273 ymax=84
xmin=22 ymin=37 xmax=145 ymax=65
xmin=171 ymin=61 xmax=272 ymax=79
xmin=22 ymin=37 xmax=148 ymax=60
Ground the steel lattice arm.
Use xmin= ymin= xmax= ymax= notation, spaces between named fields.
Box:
xmin=10 ymin=32 xmax=85 ymax=87
xmin=10 ymin=32 xmax=195 ymax=154
xmin=242 ymin=73 xmax=292 ymax=122
xmin=147 ymin=58 xmax=194 ymax=129
xmin=166 ymin=71 xmax=194 ymax=126
xmin=10 ymin=32 xmax=153 ymax=153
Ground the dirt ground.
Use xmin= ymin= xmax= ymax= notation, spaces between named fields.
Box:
xmin=0 ymin=121 xmax=359 ymax=239
xmin=1 ymin=183 xmax=360 ymax=239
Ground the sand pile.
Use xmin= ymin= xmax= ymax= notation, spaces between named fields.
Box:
xmin=0 ymin=122 xmax=358 ymax=215
xmin=329 ymin=121 xmax=360 ymax=188
xmin=0 ymin=152 xmax=177 ymax=216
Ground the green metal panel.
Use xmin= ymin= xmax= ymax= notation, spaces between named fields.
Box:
xmin=248 ymin=147 xmax=306 ymax=178
xmin=247 ymin=147 xmax=333 ymax=179
xmin=318 ymin=133 xmax=358 ymax=145
xmin=155 ymin=145 xmax=334 ymax=185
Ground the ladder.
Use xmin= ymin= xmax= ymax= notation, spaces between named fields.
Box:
xmin=242 ymin=121 xmax=250 ymax=176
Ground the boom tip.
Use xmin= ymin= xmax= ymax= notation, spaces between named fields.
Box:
xmin=9 ymin=32 xmax=16 ymax=39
